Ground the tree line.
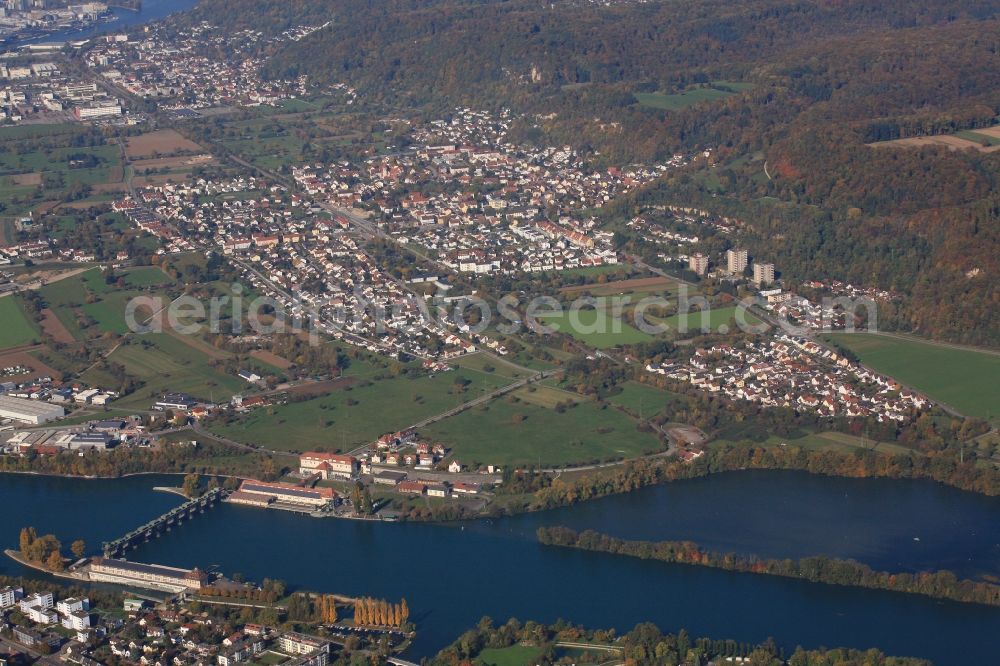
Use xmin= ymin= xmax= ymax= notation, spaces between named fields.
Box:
xmin=538 ymin=526 xmax=1000 ymax=608
xmin=428 ymin=616 xmax=928 ymax=666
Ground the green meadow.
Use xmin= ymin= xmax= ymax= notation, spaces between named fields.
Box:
xmin=209 ymin=367 xmax=512 ymax=451
xmin=0 ymin=297 xmax=40 ymax=349
xmin=824 ymin=333 xmax=1000 ymax=419
xmin=423 ymin=397 xmax=662 ymax=467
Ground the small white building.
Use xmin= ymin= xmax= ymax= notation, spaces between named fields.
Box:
xmin=62 ymin=610 xmax=91 ymax=631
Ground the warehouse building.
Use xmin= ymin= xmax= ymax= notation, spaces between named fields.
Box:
xmin=0 ymin=395 xmax=65 ymax=424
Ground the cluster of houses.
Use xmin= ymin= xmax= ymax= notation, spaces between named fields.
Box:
xmin=83 ymin=24 xmax=312 ymax=109
xmin=291 ymin=108 xmax=678 ymax=275
xmin=646 ymin=335 xmax=930 ymax=422
xmin=105 ymin=615 xmax=331 ymax=666
xmin=115 ymin=176 xmax=471 ymax=360
xmin=2 ymin=585 xmax=335 ymax=666
xmin=0 ymin=240 xmax=55 ymax=263
xmin=762 ymin=281 xmax=896 ymax=332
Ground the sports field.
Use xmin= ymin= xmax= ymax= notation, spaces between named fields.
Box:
xmin=423 ymin=398 xmax=661 ymax=467
xmin=0 ymin=297 xmax=39 ymax=349
xmin=824 ymin=333 xmax=1000 ymax=419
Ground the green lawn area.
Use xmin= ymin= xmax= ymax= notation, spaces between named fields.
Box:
xmin=39 ymin=267 xmax=176 ymax=338
xmin=424 ymin=396 xmax=662 ymax=467
xmin=655 ymin=305 xmax=760 ymax=336
xmin=476 ymin=646 xmax=544 ymax=666
xmin=40 ymin=268 xmax=94 ymax=306
xmin=512 ymin=382 xmax=585 ymax=409
xmin=0 ymin=124 xmax=79 ymax=140
xmin=209 ymin=368 xmax=513 ymax=451
xmin=251 ymin=651 xmax=289 ymax=666
xmin=824 ymin=333 xmax=1000 ymax=419
xmin=101 ymin=334 xmax=245 ymax=408
xmin=607 ymin=381 xmax=685 ymax=418
xmin=0 ymin=297 xmax=39 ymax=349
xmin=537 ymin=307 xmax=654 ymax=348
xmin=452 ymin=353 xmax=535 ymax=380
xmin=123 ymin=266 xmax=172 ymax=288
xmin=534 ymin=304 xmax=756 ymax=347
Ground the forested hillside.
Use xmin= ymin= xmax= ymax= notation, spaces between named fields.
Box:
xmin=180 ymin=0 xmax=1000 ymax=344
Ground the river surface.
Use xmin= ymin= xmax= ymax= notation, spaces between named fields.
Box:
xmin=2 ymin=470 xmax=1000 ymax=664
xmin=14 ymin=0 xmax=197 ymax=46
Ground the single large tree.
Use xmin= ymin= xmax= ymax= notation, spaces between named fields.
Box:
xmin=46 ymin=549 xmax=64 ymax=572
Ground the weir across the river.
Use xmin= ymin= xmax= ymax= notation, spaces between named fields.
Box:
xmin=102 ymin=487 xmax=225 ymax=557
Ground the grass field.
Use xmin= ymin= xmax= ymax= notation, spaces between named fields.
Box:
xmin=424 ymin=397 xmax=662 ymax=467
xmin=123 ymin=266 xmax=172 ymax=288
xmin=607 ymin=381 xmax=685 ymax=418
xmin=0 ymin=135 xmax=124 ymax=214
xmin=511 ymin=382 xmax=585 ymax=408
xmin=36 ymin=267 xmax=178 ymax=339
xmin=955 ymin=130 xmax=1000 ymax=146
xmin=452 ymin=353 xmax=535 ymax=380
xmin=209 ymin=367 xmax=512 ymax=451
xmin=537 ymin=307 xmax=654 ymax=348
xmin=476 ymin=646 xmax=544 ymax=666
xmin=100 ymin=334 xmax=245 ymax=408
xmin=653 ymin=305 xmax=760 ymax=337
xmin=824 ymin=333 xmax=1000 ymax=419
xmin=710 ymin=429 xmax=912 ymax=457
xmin=635 ymin=82 xmax=751 ymax=111
xmin=0 ymin=297 xmax=39 ymax=349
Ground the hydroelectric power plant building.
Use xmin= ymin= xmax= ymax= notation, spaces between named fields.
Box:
xmin=88 ymin=557 xmax=207 ymax=593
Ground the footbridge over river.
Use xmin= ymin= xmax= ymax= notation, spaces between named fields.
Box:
xmin=102 ymin=488 xmax=225 ymax=557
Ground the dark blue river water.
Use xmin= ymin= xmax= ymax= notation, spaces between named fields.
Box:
xmin=2 ymin=470 xmax=999 ymax=664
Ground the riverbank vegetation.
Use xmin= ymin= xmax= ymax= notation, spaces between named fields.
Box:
xmin=0 ymin=438 xmax=287 ymax=480
xmin=428 ymin=616 xmax=928 ymax=666
xmin=487 ymin=440 xmax=1000 ymax=518
xmin=537 ymin=527 xmax=1000 ymax=608
xmin=18 ymin=527 xmax=66 ymax=571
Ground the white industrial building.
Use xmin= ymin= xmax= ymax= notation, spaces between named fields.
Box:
xmin=0 ymin=395 xmax=65 ymax=424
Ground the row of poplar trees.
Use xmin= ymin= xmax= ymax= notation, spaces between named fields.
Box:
xmin=352 ymin=597 xmax=409 ymax=628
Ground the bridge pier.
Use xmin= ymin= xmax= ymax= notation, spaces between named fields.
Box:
xmin=101 ymin=488 xmax=225 ymax=558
